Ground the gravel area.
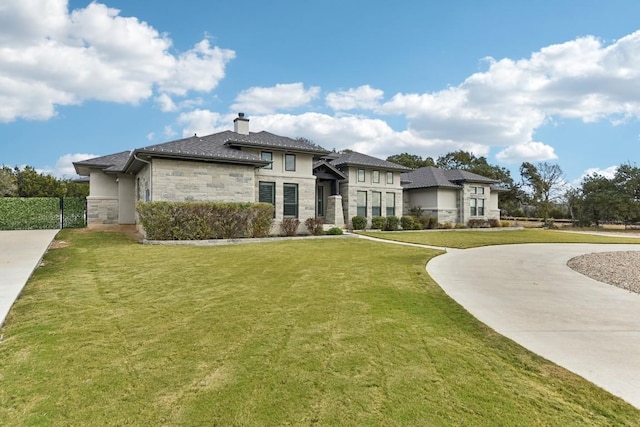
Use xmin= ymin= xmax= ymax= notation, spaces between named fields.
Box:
xmin=567 ymin=251 xmax=640 ymax=294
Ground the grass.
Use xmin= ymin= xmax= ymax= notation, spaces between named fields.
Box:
xmin=359 ymin=228 xmax=640 ymax=249
xmin=0 ymin=230 xmax=638 ymax=425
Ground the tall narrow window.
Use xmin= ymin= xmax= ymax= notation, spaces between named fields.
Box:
xmin=285 ymin=154 xmax=296 ymax=171
xmin=372 ymin=191 xmax=381 ymax=217
xmin=259 ymin=181 xmax=276 ymax=217
xmin=372 ymin=170 xmax=380 ymax=183
xmin=478 ymin=198 xmax=485 ymax=216
xmin=357 ymin=191 xmax=367 ymax=217
xmin=317 ymin=185 xmax=324 ymax=217
xmin=470 ymin=198 xmax=477 ymax=216
xmin=283 ymin=183 xmax=298 ymax=217
xmin=386 ymin=171 xmax=393 ymax=184
xmin=386 ymin=192 xmax=395 ymax=216
xmin=358 ymin=168 xmax=365 ymax=182
xmin=261 ymin=151 xmax=273 ymax=169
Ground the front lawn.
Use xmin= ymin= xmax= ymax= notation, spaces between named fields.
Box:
xmin=359 ymin=228 xmax=640 ymax=249
xmin=0 ymin=230 xmax=638 ymax=425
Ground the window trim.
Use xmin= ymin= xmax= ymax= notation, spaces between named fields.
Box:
xmin=386 ymin=171 xmax=394 ymax=184
xmin=357 ymin=168 xmax=366 ymax=182
xmin=283 ymin=183 xmax=298 ymax=218
xmin=386 ymin=192 xmax=395 ymax=216
xmin=372 ymin=170 xmax=380 ymax=184
xmin=356 ymin=190 xmax=367 ymax=217
xmin=317 ymin=185 xmax=324 ymax=217
xmin=285 ymin=154 xmax=296 ymax=172
xmin=261 ymin=151 xmax=273 ymax=169
xmin=372 ymin=191 xmax=381 ymax=217
xmin=258 ymin=181 xmax=276 ymax=217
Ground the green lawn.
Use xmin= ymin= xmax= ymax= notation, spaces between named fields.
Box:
xmin=1 ymin=230 xmax=639 ymax=425
xmin=359 ymin=228 xmax=640 ymax=249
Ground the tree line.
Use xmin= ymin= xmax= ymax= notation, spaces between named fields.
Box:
xmin=386 ymin=151 xmax=640 ymax=226
xmin=0 ymin=166 xmax=88 ymax=198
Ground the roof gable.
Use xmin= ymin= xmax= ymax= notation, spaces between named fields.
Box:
xmin=329 ymin=151 xmax=411 ymax=172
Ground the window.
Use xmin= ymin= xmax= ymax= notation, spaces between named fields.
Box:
xmin=285 ymin=154 xmax=296 ymax=171
xmin=259 ymin=182 xmax=276 ymax=217
xmin=357 ymin=191 xmax=367 ymax=217
xmin=471 ymin=186 xmax=485 ymax=194
xmin=372 ymin=191 xmax=381 ymax=217
xmin=261 ymin=151 xmax=273 ymax=169
xmin=478 ymin=198 xmax=485 ymax=216
xmin=358 ymin=168 xmax=365 ymax=182
xmin=470 ymin=198 xmax=477 ymax=216
xmin=372 ymin=170 xmax=380 ymax=183
xmin=317 ymin=185 xmax=324 ymax=217
xmin=386 ymin=171 xmax=394 ymax=184
xmin=283 ymin=183 xmax=298 ymax=217
xmin=386 ymin=192 xmax=395 ymax=216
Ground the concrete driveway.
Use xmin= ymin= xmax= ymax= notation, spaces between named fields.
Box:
xmin=0 ymin=229 xmax=59 ymax=328
xmin=427 ymin=243 xmax=640 ymax=409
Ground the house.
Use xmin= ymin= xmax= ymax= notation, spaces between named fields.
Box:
xmin=401 ymin=166 xmax=502 ymax=224
xmin=74 ymin=113 xmax=502 ymax=233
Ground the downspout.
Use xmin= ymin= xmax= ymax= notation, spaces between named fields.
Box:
xmin=133 ymin=153 xmax=152 ymax=201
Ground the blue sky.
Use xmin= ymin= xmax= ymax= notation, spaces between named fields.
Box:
xmin=2 ymin=0 xmax=640 ymax=185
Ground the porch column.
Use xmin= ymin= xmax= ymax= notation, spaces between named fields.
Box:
xmin=326 ymin=195 xmax=345 ymax=228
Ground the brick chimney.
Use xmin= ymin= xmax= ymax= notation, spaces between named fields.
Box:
xmin=233 ymin=112 xmax=249 ymax=135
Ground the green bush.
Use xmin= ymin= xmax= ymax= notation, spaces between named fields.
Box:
xmin=400 ymin=215 xmax=416 ymax=230
xmin=351 ymin=215 xmax=367 ymax=230
xmin=136 ymin=201 xmax=274 ymax=240
xmin=304 ymin=217 xmax=324 ymax=235
xmin=500 ymin=220 xmax=511 ymax=228
xmin=385 ymin=215 xmax=400 ymax=231
xmin=326 ymin=227 xmax=344 ymax=235
xmin=371 ymin=216 xmax=386 ymax=230
xmin=281 ymin=217 xmax=300 ymax=236
xmin=442 ymin=221 xmax=453 ymax=229
xmin=468 ymin=219 xmax=490 ymax=228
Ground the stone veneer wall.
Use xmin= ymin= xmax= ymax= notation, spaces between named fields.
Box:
xmin=151 ymin=158 xmax=256 ymax=202
xmin=87 ymin=198 xmax=119 ymax=225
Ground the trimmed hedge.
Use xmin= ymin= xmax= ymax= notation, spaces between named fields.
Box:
xmin=0 ymin=197 xmax=60 ymax=230
xmin=351 ymin=215 xmax=367 ymax=230
xmin=137 ymin=201 xmax=274 ymax=240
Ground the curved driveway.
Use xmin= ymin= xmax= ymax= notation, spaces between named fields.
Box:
xmin=427 ymin=243 xmax=640 ymax=409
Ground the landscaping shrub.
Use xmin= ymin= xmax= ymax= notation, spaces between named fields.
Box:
xmin=371 ymin=216 xmax=386 ymax=230
xmin=385 ymin=215 xmax=400 ymax=231
xmin=427 ymin=217 xmax=439 ymax=229
xmin=281 ymin=217 xmax=300 ymax=236
xmin=351 ymin=215 xmax=367 ymax=230
xmin=468 ymin=219 xmax=490 ymax=228
xmin=454 ymin=223 xmax=467 ymax=229
xmin=326 ymin=227 xmax=344 ymax=235
xmin=408 ymin=206 xmax=424 ymax=218
xmin=136 ymin=201 xmax=274 ymax=240
xmin=0 ymin=197 xmax=60 ymax=230
xmin=400 ymin=215 xmax=416 ymax=230
xmin=442 ymin=221 xmax=453 ymax=229
xmin=500 ymin=220 xmax=511 ymax=228
xmin=489 ymin=218 xmax=501 ymax=228
xmin=304 ymin=217 xmax=324 ymax=235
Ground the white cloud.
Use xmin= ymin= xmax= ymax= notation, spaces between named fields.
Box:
xmin=231 ymin=83 xmax=320 ymax=114
xmin=495 ymin=142 xmax=557 ymax=163
xmin=47 ymin=153 xmax=98 ymax=178
xmin=177 ymin=110 xmax=232 ymax=137
xmin=164 ymin=125 xmax=177 ymax=138
xmin=570 ymin=165 xmax=619 ymax=187
xmin=325 ymin=85 xmax=384 ymax=111
xmin=0 ymin=0 xmax=234 ymax=122
xmin=155 ymin=93 xmax=177 ymax=112
xmin=146 ymin=132 xmax=155 ymax=141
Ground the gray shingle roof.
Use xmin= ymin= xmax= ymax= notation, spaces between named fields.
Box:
xmin=73 ymin=129 xmax=331 ymax=175
xmin=401 ymin=167 xmax=498 ymax=190
xmin=329 ymin=151 xmax=411 ymax=172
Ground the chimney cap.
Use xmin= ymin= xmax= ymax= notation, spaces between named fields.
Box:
xmin=238 ymin=112 xmax=245 ymax=118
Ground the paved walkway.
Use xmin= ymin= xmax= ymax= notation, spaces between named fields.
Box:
xmin=0 ymin=229 xmax=59 ymax=328
xmin=426 ymin=243 xmax=640 ymax=409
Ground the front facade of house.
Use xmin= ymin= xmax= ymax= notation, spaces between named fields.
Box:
xmin=74 ymin=115 xmax=502 ymax=233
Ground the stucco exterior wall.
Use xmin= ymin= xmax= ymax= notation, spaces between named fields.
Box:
xmin=404 ymin=187 xmax=459 ymax=224
xmin=151 ymin=159 xmax=256 ymax=202
xmin=87 ymin=170 xmax=119 ymax=226
xmin=118 ymin=175 xmax=136 ymax=224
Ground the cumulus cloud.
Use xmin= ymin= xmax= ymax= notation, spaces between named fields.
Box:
xmin=376 ymin=31 xmax=640 ymax=163
xmin=0 ymin=0 xmax=234 ymax=122
xmin=325 ymin=85 xmax=384 ymax=111
xmin=570 ymin=165 xmax=619 ymax=187
xmin=231 ymin=83 xmax=320 ymax=114
xmin=47 ymin=153 xmax=98 ymax=177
